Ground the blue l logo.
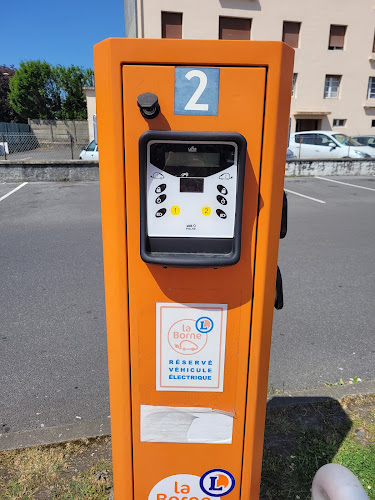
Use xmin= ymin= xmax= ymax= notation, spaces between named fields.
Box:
xmin=209 ymin=476 xmax=223 ymax=492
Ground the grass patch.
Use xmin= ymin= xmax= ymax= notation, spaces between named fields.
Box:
xmin=261 ymin=394 xmax=375 ymax=499
xmin=0 ymin=437 xmax=112 ymax=499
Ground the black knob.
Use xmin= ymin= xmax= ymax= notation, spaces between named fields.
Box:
xmin=280 ymin=191 xmax=288 ymax=239
xmin=137 ymin=92 xmax=160 ymax=119
xmin=274 ymin=265 xmax=284 ymax=310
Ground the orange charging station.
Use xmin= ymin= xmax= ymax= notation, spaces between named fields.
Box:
xmin=94 ymin=39 xmax=294 ymax=500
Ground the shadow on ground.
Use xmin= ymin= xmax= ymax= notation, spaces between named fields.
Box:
xmin=260 ymin=395 xmax=374 ymax=500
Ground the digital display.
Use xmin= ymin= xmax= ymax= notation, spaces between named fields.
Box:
xmin=165 ymin=152 xmax=220 ymax=168
xmin=180 ymin=178 xmax=204 ymax=193
xmin=150 ymin=142 xmax=236 ymax=178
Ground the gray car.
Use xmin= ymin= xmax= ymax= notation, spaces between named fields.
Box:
xmin=286 ymin=148 xmax=296 ymax=159
xmin=351 ymin=135 xmax=375 ymax=148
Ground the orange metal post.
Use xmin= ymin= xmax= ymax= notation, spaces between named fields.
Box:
xmin=94 ymin=39 xmax=294 ymax=499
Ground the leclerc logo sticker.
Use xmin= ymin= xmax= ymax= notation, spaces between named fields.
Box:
xmin=200 ymin=469 xmax=235 ymax=497
xmin=195 ymin=317 xmax=214 ymax=333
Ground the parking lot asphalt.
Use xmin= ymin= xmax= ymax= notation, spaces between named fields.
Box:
xmin=1 ymin=182 xmax=108 ymax=435
xmin=271 ymin=176 xmax=375 ymax=392
xmin=0 ymin=177 xmax=374 ymax=435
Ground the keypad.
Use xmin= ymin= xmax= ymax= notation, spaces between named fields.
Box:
xmin=155 ymin=208 xmax=166 ymax=218
xmin=217 ymin=185 xmax=228 ymax=195
xmin=216 ymin=209 xmax=227 ymax=219
xmin=155 ymin=194 xmax=167 ymax=204
xmin=217 ymin=195 xmax=227 ymax=205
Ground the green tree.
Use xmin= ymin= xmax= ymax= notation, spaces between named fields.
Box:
xmin=0 ymin=65 xmax=23 ymax=122
xmin=56 ymin=65 xmax=88 ymax=120
xmin=9 ymin=61 xmax=94 ymax=121
xmin=9 ymin=60 xmax=61 ymax=120
xmin=84 ymin=68 xmax=94 ymax=87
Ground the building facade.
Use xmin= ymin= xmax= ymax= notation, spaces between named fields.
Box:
xmin=128 ymin=0 xmax=375 ymax=135
xmin=83 ymin=87 xmax=96 ymax=142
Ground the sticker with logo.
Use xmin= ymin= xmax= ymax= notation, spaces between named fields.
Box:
xmin=174 ymin=67 xmax=220 ymax=116
xmin=148 ymin=474 xmax=215 ymax=500
xmin=200 ymin=469 xmax=235 ymax=497
xmin=156 ymin=303 xmax=227 ymax=392
xmin=148 ymin=471 xmax=235 ymax=499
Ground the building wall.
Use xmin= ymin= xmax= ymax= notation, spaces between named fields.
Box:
xmin=28 ymin=119 xmax=89 ymax=143
xmin=135 ymin=0 xmax=375 ymax=135
xmin=84 ymin=87 xmax=96 ymax=142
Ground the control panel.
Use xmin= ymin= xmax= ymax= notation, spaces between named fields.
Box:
xmin=139 ymin=131 xmax=247 ymax=267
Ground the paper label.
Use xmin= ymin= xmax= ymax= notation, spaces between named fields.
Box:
xmin=156 ymin=303 xmax=227 ymax=392
xmin=140 ymin=405 xmax=233 ymax=444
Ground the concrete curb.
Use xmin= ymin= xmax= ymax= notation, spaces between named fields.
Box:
xmin=1 ymin=381 xmax=373 ymax=452
xmin=286 ymin=158 xmax=375 ymax=176
xmin=0 ymin=159 xmax=375 ymax=181
xmin=0 ymin=160 xmax=99 ymax=182
xmin=0 ymin=418 xmax=111 ymax=452
xmin=267 ymin=379 xmax=375 ymax=409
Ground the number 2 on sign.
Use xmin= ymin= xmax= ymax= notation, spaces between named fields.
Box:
xmin=184 ymin=70 xmax=208 ymax=111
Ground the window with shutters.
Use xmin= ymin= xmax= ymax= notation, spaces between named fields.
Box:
xmin=219 ymin=17 xmax=251 ymax=40
xmin=161 ymin=12 xmax=182 ymax=39
xmin=333 ymin=119 xmax=346 ymax=127
xmin=328 ymin=25 xmax=346 ymax=50
xmin=282 ymin=21 xmax=301 ymax=48
xmin=324 ymin=75 xmax=341 ymax=98
xmin=367 ymin=77 xmax=375 ymax=99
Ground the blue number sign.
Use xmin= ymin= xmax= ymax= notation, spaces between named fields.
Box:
xmin=174 ymin=67 xmax=220 ymax=116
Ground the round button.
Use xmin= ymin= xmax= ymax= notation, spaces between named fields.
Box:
xmin=155 ymin=194 xmax=166 ymax=204
xmin=217 ymin=185 xmax=228 ymax=195
xmin=155 ymin=183 xmax=166 ymax=194
xmin=202 ymin=206 xmax=211 ymax=216
xmin=171 ymin=206 xmax=180 ymax=215
xmin=155 ymin=208 xmax=166 ymax=218
xmin=217 ymin=195 xmax=227 ymax=205
xmin=216 ymin=209 xmax=227 ymax=219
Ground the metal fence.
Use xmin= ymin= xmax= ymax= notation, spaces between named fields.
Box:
xmin=0 ymin=122 xmax=30 ymax=134
xmin=0 ymin=133 xmax=92 ymax=161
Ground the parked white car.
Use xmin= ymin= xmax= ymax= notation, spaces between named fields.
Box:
xmin=79 ymin=140 xmax=98 ymax=160
xmin=289 ymin=131 xmax=375 ymax=159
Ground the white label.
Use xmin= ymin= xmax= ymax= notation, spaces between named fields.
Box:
xmin=156 ymin=303 xmax=227 ymax=392
xmin=140 ymin=405 xmax=233 ymax=444
xmin=148 ymin=474 xmax=216 ymax=500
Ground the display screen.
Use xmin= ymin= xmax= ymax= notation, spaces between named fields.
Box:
xmin=165 ymin=152 xmax=220 ymax=168
xmin=150 ymin=142 xmax=236 ymax=178
xmin=180 ymin=178 xmax=204 ymax=193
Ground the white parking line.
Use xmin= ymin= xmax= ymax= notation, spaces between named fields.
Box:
xmin=284 ymin=188 xmax=326 ymax=204
xmin=0 ymin=182 xmax=28 ymax=202
xmin=315 ymin=176 xmax=375 ymax=192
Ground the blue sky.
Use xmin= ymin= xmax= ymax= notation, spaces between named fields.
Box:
xmin=2 ymin=0 xmax=125 ymax=70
